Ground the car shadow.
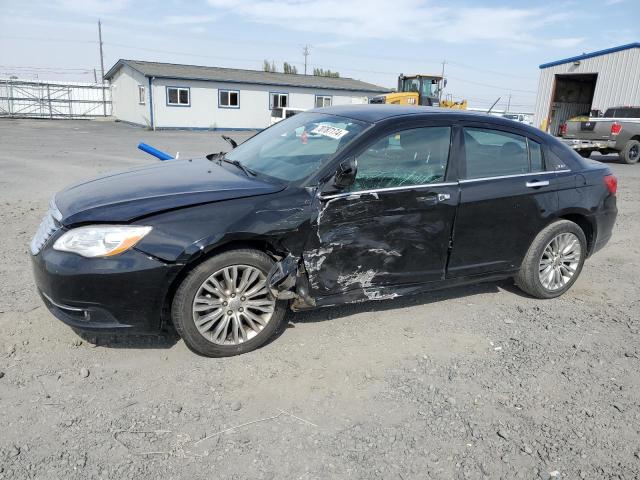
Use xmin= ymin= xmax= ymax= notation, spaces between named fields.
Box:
xmin=286 ymin=278 xmax=525 ymax=326
xmin=591 ymin=154 xmax=622 ymax=164
xmin=73 ymin=327 xmax=180 ymax=350
xmin=73 ymin=279 xmax=528 ymax=351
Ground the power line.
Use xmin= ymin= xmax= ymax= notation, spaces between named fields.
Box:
xmin=104 ymin=42 xmax=540 ymax=92
xmin=1 ymin=33 xmax=537 ymax=84
xmin=0 ymin=70 xmax=93 ymax=75
xmin=1 ymin=33 xmax=540 ymax=95
xmin=0 ymin=65 xmax=98 ymax=71
xmin=446 ymin=60 xmax=535 ymax=80
xmin=445 ymin=74 xmax=537 ymax=94
xmin=105 ymin=42 xmax=265 ymax=65
xmin=0 ymin=35 xmax=96 ymax=44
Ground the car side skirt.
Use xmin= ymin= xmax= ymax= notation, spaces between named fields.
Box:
xmin=290 ymin=270 xmax=518 ymax=311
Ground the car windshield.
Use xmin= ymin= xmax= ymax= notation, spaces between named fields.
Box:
xmin=225 ymin=112 xmax=369 ymax=181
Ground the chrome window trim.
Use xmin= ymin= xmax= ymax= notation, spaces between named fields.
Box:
xmin=459 ymin=170 xmax=570 ymax=183
xmin=318 ymin=170 xmax=572 ymax=200
xmin=318 ymin=181 xmax=458 ymax=200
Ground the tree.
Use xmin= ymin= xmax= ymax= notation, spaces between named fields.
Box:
xmin=283 ymin=62 xmax=298 ymax=74
xmin=263 ymin=60 xmax=277 ymax=73
xmin=313 ymin=67 xmax=340 ymax=78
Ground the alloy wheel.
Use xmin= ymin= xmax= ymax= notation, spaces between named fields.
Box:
xmin=192 ymin=265 xmax=275 ymax=345
xmin=629 ymin=144 xmax=639 ymax=162
xmin=538 ymin=232 xmax=582 ymax=291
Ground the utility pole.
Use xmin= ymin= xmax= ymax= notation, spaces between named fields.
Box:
xmin=439 ymin=59 xmax=446 ymax=102
xmin=506 ymin=93 xmax=512 ymax=113
xmin=303 ymin=45 xmax=310 ymax=75
xmin=98 ymin=20 xmax=106 ymax=116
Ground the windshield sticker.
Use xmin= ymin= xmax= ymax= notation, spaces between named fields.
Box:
xmin=310 ymin=124 xmax=349 ymax=140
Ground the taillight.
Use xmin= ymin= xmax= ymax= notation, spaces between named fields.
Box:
xmin=611 ymin=122 xmax=622 ymax=136
xmin=604 ymin=174 xmax=617 ymax=195
xmin=559 ymin=123 xmax=568 ymax=136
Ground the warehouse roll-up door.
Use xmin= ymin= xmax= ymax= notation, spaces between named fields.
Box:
xmin=548 ymin=74 xmax=597 ymax=136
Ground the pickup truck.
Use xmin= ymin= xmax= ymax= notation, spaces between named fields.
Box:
xmin=560 ymin=106 xmax=640 ymax=164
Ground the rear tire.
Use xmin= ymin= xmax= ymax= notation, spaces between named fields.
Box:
xmin=619 ymin=139 xmax=640 ymax=164
xmin=578 ymin=150 xmax=592 ymax=158
xmin=172 ymin=249 xmax=287 ymax=357
xmin=515 ymin=220 xmax=587 ymax=299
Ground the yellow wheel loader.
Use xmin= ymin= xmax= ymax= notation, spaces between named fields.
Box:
xmin=369 ymin=74 xmax=467 ymax=110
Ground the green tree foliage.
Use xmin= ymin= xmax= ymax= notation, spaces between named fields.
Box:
xmin=283 ymin=62 xmax=298 ymax=74
xmin=313 ymin=68 xmax=340 ymax=78
xmin=263 ymin=60 xmax=277 ymax=73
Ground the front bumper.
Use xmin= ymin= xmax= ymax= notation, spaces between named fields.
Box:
xmin=31 ymin=245 xmax=182 ymax=334
xmin=562 ymin=138 xmax=617 ymax=151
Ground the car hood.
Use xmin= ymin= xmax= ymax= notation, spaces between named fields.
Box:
xmin=55 ymin=157 xmax=285 ymax=225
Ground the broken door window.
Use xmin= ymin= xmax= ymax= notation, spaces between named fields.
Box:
xmin=350 ymin=126 xmax=451 ymax=191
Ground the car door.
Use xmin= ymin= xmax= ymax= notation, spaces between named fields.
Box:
xmin=303 ymin=124 xmax=460 ymax=299
xmin=447 ymin=123 xmax=559 ymax=277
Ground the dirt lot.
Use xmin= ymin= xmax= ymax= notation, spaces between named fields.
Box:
xmin=1 ymin=118 xmax=639 ymax=479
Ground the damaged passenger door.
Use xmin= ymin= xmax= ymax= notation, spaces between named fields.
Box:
xmin=304 ymin=125 xmax=459 ymax=303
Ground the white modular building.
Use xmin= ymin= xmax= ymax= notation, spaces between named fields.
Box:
xmin=533 ymin=43 xmax=640 ymax=135
xmin=104 ymin=59 xmax=388 ymax=130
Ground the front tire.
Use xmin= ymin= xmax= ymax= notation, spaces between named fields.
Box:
xmin=515 ymin=220 xmax=587 ymax=299
xmin=172 ymin=249 xmax=286 ymax=357
xmin=619 ymin=139 xmax=640 ymax=164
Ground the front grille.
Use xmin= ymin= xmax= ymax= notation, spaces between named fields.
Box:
xmin=30 ymin=199 xmax=62 ymax=255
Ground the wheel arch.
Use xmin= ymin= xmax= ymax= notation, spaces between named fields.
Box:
xmin=159 ymin=237 xmax=286 ymax=331
xmin=556 ymin=211 xmax=595 ymax=256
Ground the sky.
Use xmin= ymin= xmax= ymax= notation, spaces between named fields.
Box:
xmin=0 ymin=0 xmax=637 ymax=112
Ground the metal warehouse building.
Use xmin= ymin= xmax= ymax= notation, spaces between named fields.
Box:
xmin=105 ymin=59 xmax=388 ymax=130
xmin=533 ymin=43 xmax=640 ymax=136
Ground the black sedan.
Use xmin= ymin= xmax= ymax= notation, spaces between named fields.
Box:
xmin=31 ymin=106 xmax=618 ymax=357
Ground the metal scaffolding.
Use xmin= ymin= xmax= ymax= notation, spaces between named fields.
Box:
xmin=0 ymin=78 xmax=111 ymax=119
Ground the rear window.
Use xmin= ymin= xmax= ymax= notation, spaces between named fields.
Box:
xmin=603 ymin=107 xmax=640 ymax=118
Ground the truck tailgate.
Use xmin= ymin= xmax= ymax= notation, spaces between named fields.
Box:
xmin=564 ymin=119 xmax=614 ymax=141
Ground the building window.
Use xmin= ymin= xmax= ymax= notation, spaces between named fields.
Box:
xmin=138 ymin=85 xmax=146 ymax=104
xmin=167 ymin=87 xmax=190 ymax=106
xmin=315 ymin=95 xmax=332 ymax=108
xmin=219 ymin=90 xmax=240 ymax=108
xmin=269 ymin=92 xmax=288 ymax=109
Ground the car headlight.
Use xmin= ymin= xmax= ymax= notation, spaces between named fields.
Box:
xmin=53 ymin=225 xmax=152 ymax=258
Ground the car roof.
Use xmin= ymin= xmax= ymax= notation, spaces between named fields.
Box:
xmin=310 ymin=104 xmax=543 ymax=137
xmin=311 ymin=104 xmax=511 ymax=124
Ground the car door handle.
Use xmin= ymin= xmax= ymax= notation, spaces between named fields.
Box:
xmin=526 ymin=180 xmax=550 ymax=188
xmin=417 ymin=193 xmax=450 ymax=203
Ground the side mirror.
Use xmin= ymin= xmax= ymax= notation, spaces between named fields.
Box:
xmin=333 ymin=157 xmax=357 ymax=189
xmin=221 ymin=135 xmax=237 ymax=149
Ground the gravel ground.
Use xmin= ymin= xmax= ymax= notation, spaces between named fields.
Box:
xmin=0 ymin=118 xmax=638 ymax=480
